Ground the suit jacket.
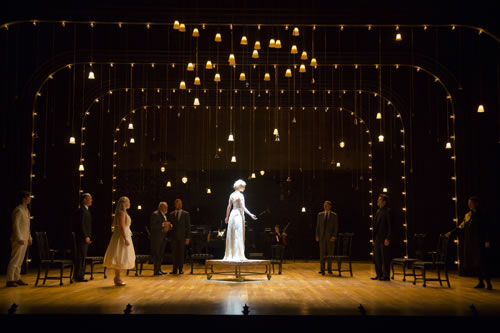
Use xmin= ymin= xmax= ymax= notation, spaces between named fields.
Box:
xmin=150 ymin=210 xmax=168 ymax=240
xmin=11 ymin=205 xmax=32 ymax=242
xmin=73 ymin=206 xmax=92 ymax=241
xmin=168 ymin=209 xmax=191 ymax=241
xmin=315 ymin=211 xmax=339 ymax=241
xmin=373 ymin=206 xmax=392 ymax=242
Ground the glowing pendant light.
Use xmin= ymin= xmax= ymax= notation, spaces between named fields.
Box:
xmin=231 ymin=155 xmax=237 ymax=163
xmin=130 ymin=137 xmax=135 ymax=143
xmin=285 ymin=68 xmax=292 ymax=77
xmin=181 ymin=176 xmax=188 ymax=184
xmin=206 ymin=188 xmax=212 ymax=194
xmin=275 ymin=40 xmax=282 ymax=48
xmin=240 ymin=36 xmax=248 ymax=45
xmin=192 ymin=28 xmax=199 ymax=37
xmin=215 ymin=33 xmax=222 ymax=42
xmin=228 ymin=134 xmax=234 ymax=142
xmin=260 ymin=170 xmax=265 ymax=176
xmin=310 ymin=58 xmax=318 ymax=66
xmin=252 ymin=50 xmax=259 ymax=58
xmin=336 ymin=162 xmax=341 ymax=167
xmin=254 ymin=41 xmax=261 ymax=50
xmin=273 ymin=128 xmax=279 ymax=136
xmin=214 ymin=73 xmax=221 ymax=82
xmin=239 ymin=72 xmax=246 ymax=81
xmin=166 ymin=181 xmax=172 ymax=187
xmin=477 ymin=104 xmax=484 ymax=113
xmin=293 ymin=27 xmax=300 ymax=36
xmin=300 ymin=51 xmax=308 ymax=60
xmin=445 ymin=142 xmax=452 ymax=149
xmin=376 ymin=112 xmax=382 ymax=119
xmin=78 ymin=164 xmax=84 ymax=171
xmin=69 ymin=136 xmax=76 ymax=144
xmin=187 ymin=62 xmax=195 ymax=71
xmin=228 ymin=53 xmax=236 ymax=65
xmin=378 ymin=134 xmax=384 ymax=142
xmin=194 ymin=77 xmax=201 ymax=85
xmin=264 ymin=72 xmax=271 ymax=81
xmin=251 ymin=173 xmax=256 ymax=179
xmin=179 ymin=24 xmax=186 ymax=32
xmin=173 ymin=20 xmax=180 ymax=30
xmin=205 ymin=60 xmax=213 ymax=69
xmin=160 ymin=166 xmax=165 ymax=173
xmin=301 ymin=206 xmax=306 ymax=213
xmin=299 ymin=64 xmax=306 ymax=73
xmin=194 ymin=97 xmax=200 ymax=106
xmin=269 ymin=38 xmax=276 ymax=48
xmin=290 ymin=45 xmax=298 ymax=54
xmin=179 ymin=81 xmax=186 ymax=89
xmin=395 ymin=33 xmax=402 ymax=41
xmin=339 ymin=141 xmax=345 ymax=148
xmin=88 ymin=68 xmax=95 ymax=79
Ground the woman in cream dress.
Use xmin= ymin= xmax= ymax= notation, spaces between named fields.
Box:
xmin=103 ymin=196 xmax=136 ymax=286
xmin=222 ymin=180 xmax=257 ymax=261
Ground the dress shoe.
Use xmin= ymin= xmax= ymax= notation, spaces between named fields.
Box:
xmin=371 ymin=276 xmax=380 ymax=280
xmin=169 ymin=271 xmax=177 ymax=274
xmin=153 ymin=272 xmax=162 ymax=276
xmin=178 ymin=270 xmax=184 ymax=275
xmin=474 ymin=282 xmax=485 ymax=289
xmin=16 ymin=279 xmax=28 ymax=286
xmin=114 ymin=278 xmax=126 ymax=286
xmin=318 ymin=271 xmax=325 ymax=275
xmin=379 ymin=277 xmax=390 ymax=281
xmin=6 ymin=281 xmax=18 ymax=287
xmin=328 ymin=271 xmax=333 ymax=274
xmin=75 ymin=278 xmax=88 ymax=282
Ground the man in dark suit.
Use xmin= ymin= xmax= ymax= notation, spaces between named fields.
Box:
xmin=315 ymin=200 xmax=339 ymax=275
xmin=372 ymin=194 xmax=393 ymax=281
xmin=73 ymin=193 xmax=92 ymax=282
xmin=150 ymin=202 xmax=171 ymax=276
xmin=168 ymin=199 xmax=191 ymax=274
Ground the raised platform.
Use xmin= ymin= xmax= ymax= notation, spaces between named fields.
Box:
xmin=205 ymin=259 xmax=272 ymax=281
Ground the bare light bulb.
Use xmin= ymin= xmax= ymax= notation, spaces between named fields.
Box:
xmin=69 ymin=137 xmax=76 ymax=144
xmin=477 ymin=104 xmax=484 ymax=113
xmin=260 ymin=170 xmax=265 ymax=176
xmin=228 ymin=134 xmax=234 ymax=142
xmin=339 ymin=141 xmax=345 ymax=148
xmin=166 ymin=181 xmax=172 ymax=187
xmin=181 ymin=177 xmax=188 ymax=184
xmin=376 ymin=112 xmax=382 ymax=119
xmin=378 ymin=134 xmax=384 ymax=142
xmin=231 ymin=155 xmax=237 ymax=163
xmin=78 ymin=164 xmax=84 ymax=171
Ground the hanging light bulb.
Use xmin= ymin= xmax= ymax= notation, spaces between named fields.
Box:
xmin=260 ymin=170 xmax=265 ymax=176
xmin=228 ymin=133 xmax=234 ymax=142
xmin=446 ymin=141 xmax=452 ymax=149
xmin=231 ymin=155 xmax=237 ymax=163
xmin=273 ymin=128 xmax=279 ymax=136
xmin=215 ymin=33 xmax=222 ymax=42
xmin=299 ymin=64 xmax=306 ymax=73
xmin=192 ymin=28 xmax=200 ymax=37
xmin=179 ymin=23 xmax=186 ymax=32
xmin=194 ymin=76 xmax=201 ymax=85
xmin=228 ymin=54 xmax=236 ymax=66
xmin=205 ymin=60 xmax=213 ymax=69
xmin=376 ymin=112 xmax=382 ymax=119
xmin=214 ymin=73 xmax=221 ymax=82
xmin=275 ymin=135 xmax=280 ymax=142
xmin=293 ymin=27 xmax=300 ymax=36
xmin=179 ymin=81 xmax=187 ymax=90
xmin=336 ymin=162 xmax=341 ymax=167
xmin=79 ymin=164 xmax=84 ymax=171
xmin=291 ymin=45 xmax=298 ymax=54
xmin=477 ymin=104 xmax=484 ymax=113
xmin=187 ymin=62 xmax=195 ymax=71
xmin=301 ymin=206 xmax=306 ymax=213
xmin=194 ymin=97 xmax=200 ymax=106
xmin=130 ymin=137 xmax=135 ymax=143
xmin=395 ymin=33 xmax=402 ymax=41
xmin=241 ymin=36 xmax=248 ymax=45
xmin=254 ymin=41 xmax=261 ymax=50
xmin=383 ymin=187 xmax=388 ymax=193
xmin=138 ymin=205 xmax=142 ymax=210
xmin=251 ymin=172 xmax=256 ymax=179
xmin=88 ymin=66 xmax=95 ymax=79
xmin=285 ymin=68 xmax=292 ymax=77
xmin=206 ymin=188 xmax=212 ymax=194
xmin=69 ymin=136 xmax=76 ymax=144
xmin=264 ymin=72 xmax=271 ymax=81
xmin=340 ymin=141 xmax=345 ymax=148
xmin=160 ymin=166 xmax=166 ymax=173
xmin=269 ymin=38 xmax=276 ymax=48
xmin=173 ymin=20 xmax=180 ymax=30
xmin=166 ymin=181 xmax=172 ymax=187
xmin=252 ymin=50 xmax=259 ymax=58
xmin=275 ymin=39 xmax=282 ymax=48
xmin=300 ymin=50 xmax=308 ymax=60
xmin=310 ymin=58 xmax=317 ymax=66
xmin=181 ymin=176 xmax=188 ymax=184
xmin=239 ymin=72 xmax=246 ymax=81
xmin=378 ymin=134 xmax=384 ymax=142
xmin=128 ymin=122 xmax=133 ymax=129
xmin=292 ymin=116 xmax=297 ymax=123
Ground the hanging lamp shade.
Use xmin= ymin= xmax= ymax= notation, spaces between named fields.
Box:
xmin=130 ymin=137 xmax=135 ymax=143
xmin=166 ymin=181 xmax=172 ymax=187
xmin=192 ymin=28 xmax=199 ymax=37
xmin=241 ymin=36 xmax=248 ymax=45
xmin=383 ymin=187 xmax=388 ymax=193
xmin=300 ymin=50 xmax=308 ymax=60
xmin=264 ymin=72 xmax=271 ymax=81
xmin=291 ymin=45 xmax=298 ymax=54
xmin=378 ymin=134 xmax=384 ymax=142
xmin=310 ymin=58 xmax=318 ymax=66
xmin=336 ymin=162 xmax=341 ymax=167
xmin=299 ymin=64 xmax=306 ymax=73
xmin=88 ymin=70 xmax=95 ymax=79
xmin=78 ymin=164 xmax=84 ymax=171
xmin=206 ymin=188 xmax=212 ymax=194
xmin=205 ymin=60 xmax=213 ymax=69
xmin=228 ymin=134 xmax=234 ymax=142
xmin=179 ymin=23 xmax=186 ymax=32
xmin=260 ymin=170 xmax=265 ymax=176
xmin=215 ymin=33 xmax=222 ymax=42
xmin=376 ymin=112 xmax=382 ymax=119
xmin=252 ymin=49 xmax=259 ymax=58
xmin=477 ymin=104 xmax=485 ymax=113
xmin=251 ymin=173 xmax=256 ymax=179
xmin=69 ymin=136 xmax=76 ymax=144
xmin=214 ymin=73 xmax=221 ymax=82
xmin=445 ymin=142 xmax=452 ymax=149
xmin=273 ymin=128 xmax=279 ymax=136
xmin=228 ymin=53 xmax=236 ymax=65
xmin=187 ymin=62 xmax=195 ymax=71
xmin=181 ymin=176 xmax=188 ymax=184
xmin=269 ymin=38 xmax=276 ymax=48
xmin=254 ymin=41 xmax=261 ymax=50
xmin=275 ymin=135 xmax=280 ymax=142
xmin=128 ymin=123 xmax=134 ymax=129
xmin=179 ymin=81 xmax=186 ymax=89
xmin=160 ymin=166 xmax=165 ymax=173
xmin=231 ymin=155 xmax=237 ymax=163
xmin=275 ymin=39 xmax=282 ymax=48
xmin=301 ymin=206 xmax=306 ymax=213
xmin=395 ymin=33 xmax=402 ymax=41
xmin=194 ymin=97 xmax=200 ymax=106
xmin=293 ymin=27 xmax=300 ymax=36
xmin=173 ymin=20 xmax=180 ymax=30
xmin=339 ymin=141 xmax=345 ymax=148
xmin=285 ymin=68 xmax=292 ymax=77
xmin=239 ymin=72 xmax=246 ymax=81
xmin=194 ymin=77 xmax=201 ymax=85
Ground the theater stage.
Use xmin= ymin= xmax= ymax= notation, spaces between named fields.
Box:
xmin=1 ymin=261 xmax=499 ymax=318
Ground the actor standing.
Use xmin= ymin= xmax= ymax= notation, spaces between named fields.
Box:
xmin=6 ymin=191 xmax=32 ymax=287
xmin=73 ymin=193 xmax=93 ymax=282
xmin=372 ymin=194 xmax=392 ymax=281
xmin=168 ymin=199 xmax=191 ymax=274
xmin=150 ymin=202 xmax=171 ymax=275
xmin=315 ymin=200 xmax=339 ymax=275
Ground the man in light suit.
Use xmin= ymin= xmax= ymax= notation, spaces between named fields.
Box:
xmin=73 ymin=193 xmax=93 ymax=282
xmin=168 ymin=199 xmax=191 ymax=274
xmin=315 ymin=200 xmax=339 ymax=275
xmin=150 ymin=202 xmax=171 ymax=275
xmin=371 ymin=194 xmax=393 ymax=281
xmin=6 ymin=191 xmax=32 ymax=287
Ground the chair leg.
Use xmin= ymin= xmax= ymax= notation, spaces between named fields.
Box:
xmin=35 ymin=264 xmax=41 ymax=286
xmin=126 ymin=269 xmax=130 ymax=276
xmin=43 ymin=264 xmax=49 ymax=285
xmin=349 ymin=259 xmax=353 ymax=277
xmin=279 ymin=263 xmax=282 ymax=275
xmin=59 ymin=264 xmax=64 ymax=286
xmin=337 ymin=259 xmax=342 ymax=277
xmin=402 ymin=263 xmax=406 ymax=282
xmin=140 ymin=263 xmax=144 ymax=275
xmin=422 ymin=267 xmax=427 ymax=287
xmin=69 ymin=265 xmax=73 ymax=284
xmin=391 ymin=262 xmax=395 ymax=280
xmin=90 ymin=262 xmax=94 ymax=280
xmin=412 ymin=266 xmax=417 ymax=285
xmin=437 ymin=267 xmax=442 ymax=286
xmin=104 ymin=266 xmax=107 ymax=279
xmin=445 ymin=267 xmax=450 ymax=288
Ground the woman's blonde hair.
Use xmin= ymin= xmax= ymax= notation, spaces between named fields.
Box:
xmin=233 ymin=179 xmax=246 ymax=190
xmin=112 ymin=196 xmax=129 ymax=229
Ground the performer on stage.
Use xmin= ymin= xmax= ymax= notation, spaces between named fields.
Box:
xmin=371 ymin=194 xmax=392 ymax=281
xmin=168 ymin=199 xmax=191 ymax=274
xmin=73 ymin=193 xmax=93 ymax=282
xmin=273 ymin=224 xmax=287 ymax=245
xmin=223 ymin=179 xmax=257 ymax=261
xmin=150 ymin=202 xmax=171 ymax=276
xmin=103 ymin=196 xmax=136 ymax=286
xmin=315 ymin=200 xmax=339 ymax=275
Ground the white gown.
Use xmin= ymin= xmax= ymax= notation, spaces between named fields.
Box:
xmin=103 ymin=213 xmax=136 ymax=269
xmin=223 ymin=192 xmax=247 ymax=261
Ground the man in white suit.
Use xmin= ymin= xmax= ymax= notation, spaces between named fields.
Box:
xmin=315 ymin=200 xmax=339 ymax=275
xmin=6 ymin=191 xmax=32 ymax=287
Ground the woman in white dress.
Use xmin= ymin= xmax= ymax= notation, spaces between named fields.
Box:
xmin=223 ymin=180 xmax=257 ymax=261
xmin=103 ymin=196 xmax=136 ymax=286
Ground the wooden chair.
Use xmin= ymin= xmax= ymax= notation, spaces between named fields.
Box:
xmin=189 ymin=231 xmax=214 ymax=274
xmin=34 ymin=232 xmax=73 ymax=286
xmin=324 ymin=232 xmax=354 ymax=277
xmin=391 ymin=233 xmax=426 ymax=281
xmin=70 ymin=232 xmax=107 ymax=280
xmin=270 ymin=244 xmax=285 ymax=274
xmin=412 ymin=235 xmax=451 ymax=287
xmin=126 ymin=232 xmax=151 ymax=276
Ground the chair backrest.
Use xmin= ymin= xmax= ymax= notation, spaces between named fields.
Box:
xmin=436 ymin=234 xmax=449 ymax=263
xmin=413 ymin=233 xmax=427 ymax=259
xmin=35 ymin=232 xmax=50 ymax=261
xmin=131 ymin=232 xmax=148 ymax=254
xmin=190 ymin=231 xmax=208 ymax=254
xmin=336 ymin=233 xmax=354 ymax=257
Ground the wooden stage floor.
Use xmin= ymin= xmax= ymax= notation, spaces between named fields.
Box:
xmin=1 ymin=261 xmax=499 ymax=317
